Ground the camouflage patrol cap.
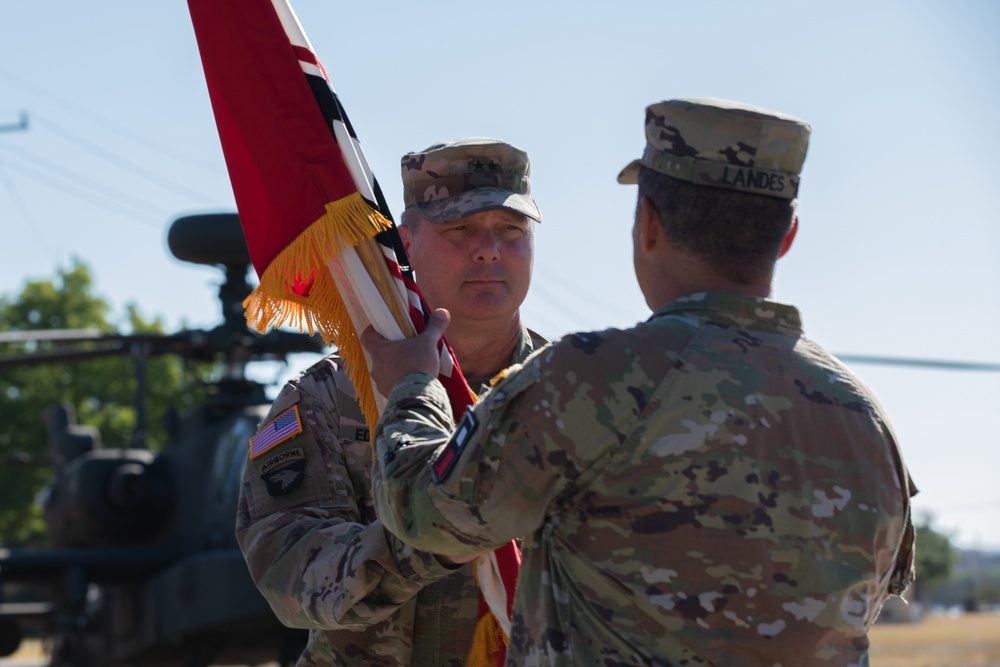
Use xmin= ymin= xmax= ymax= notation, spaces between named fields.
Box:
xmin=617 ymin=98 xmax=811 ymax=199
xmin=400 ymin=137 xmax=542 ymax=223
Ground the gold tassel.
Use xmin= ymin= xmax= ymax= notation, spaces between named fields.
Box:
xmin=464 ymin=612 xmax=506 ymax=667
xmin=464 ymin=558 xmax=508 ymax=667
xmin=242 ymin=192 xmax=393 ymax=433
xmin=248 ymin=198 xmax=512 ymax=667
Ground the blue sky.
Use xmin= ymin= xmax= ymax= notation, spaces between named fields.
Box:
xmin=2 ymin=1 xmax=998 ymax=550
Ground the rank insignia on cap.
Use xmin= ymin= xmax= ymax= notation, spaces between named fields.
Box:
xmin=432 ymin=410 xmax=478 ymax=484
xmin=249 ymin=406 xmax=303 ymax=459
xmin=468 ymin=156 xmax=502 ymax=173
xmin=260 ymin=447 xmax=306 ymax=496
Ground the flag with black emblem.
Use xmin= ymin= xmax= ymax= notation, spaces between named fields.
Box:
xmin=187 ymin=1 xmax=518 ymax=663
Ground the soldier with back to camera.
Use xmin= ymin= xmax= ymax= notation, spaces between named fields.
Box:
xmin=363 ymin=98 xmax=918 ymax=666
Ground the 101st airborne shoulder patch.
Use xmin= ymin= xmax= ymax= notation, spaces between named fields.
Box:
xmin=432 ymin=409 xmax=479 ymax=484
xmin=259 ymin=446 xmax=307 ymax=496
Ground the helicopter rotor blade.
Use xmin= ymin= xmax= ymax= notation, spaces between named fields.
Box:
xmin=0 ymin=329 xmax=106 ymax=344
xmin=836 ymin=354 xmax=1000 ymax=373
xmin=0 ymin=331 xmax=174 ymax=346
xmin=0 ymin=346 xmax=135 ymax=369
xmin=0 ymin=335 xmax=182 ymax=370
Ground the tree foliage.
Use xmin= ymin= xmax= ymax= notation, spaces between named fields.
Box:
xmin=912 ymin=512 xmax=960 ymax=600
xmin=0 ymin=259 xmax=212 ymax=546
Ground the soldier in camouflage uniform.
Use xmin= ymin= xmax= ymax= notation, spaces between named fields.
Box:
xmin=236 ymin=137 xmax=546 ymax=666
xmin=363 ymin=99 xmax=918 ymax=666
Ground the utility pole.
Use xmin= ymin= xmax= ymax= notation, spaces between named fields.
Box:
xmin=0 ymin=111 xmax=28 ymax=134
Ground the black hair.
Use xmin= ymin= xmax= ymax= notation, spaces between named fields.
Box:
xmin=637 ymin=166 xmax=796 ymax=284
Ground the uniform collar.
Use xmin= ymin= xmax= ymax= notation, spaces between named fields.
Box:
xmin=467 ymin=324 xmax=547 ymax=394
xmin=649 ymin=291 xmax=804 ymax=335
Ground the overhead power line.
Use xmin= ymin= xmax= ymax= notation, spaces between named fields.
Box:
xmin=0 ymin=111 xmax=28 ymax=134
xmin=0 ymin=148 xmax=166 ymax=227
xmin=0 ymin=141 xmax=170 ymax=216
xmin=33 ymin=115 xmax=221 ymax=205
xmin=0 ymin=66 xmax=221 ymax=172
xmin=0 ymin=157 xmax=53 ymax=256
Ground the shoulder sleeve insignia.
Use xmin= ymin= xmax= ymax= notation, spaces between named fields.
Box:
xmin=259 ymin=447 xmax=307 ymax=496
xmin=249 ymin=405 xmax=303 ymax=459
xmin=432 ymin=409 xmax=478 ymax=484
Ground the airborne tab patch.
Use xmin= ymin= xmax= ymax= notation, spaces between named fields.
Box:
xmin=432 ymin=410 xmax=478 ymax=484
xmin=249 ymin=406 xmax=303 ymax=459
xmin=260 ymin=447 xmax=307 ymax=496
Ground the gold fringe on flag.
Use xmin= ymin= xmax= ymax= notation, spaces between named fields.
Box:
xmin=465 ymin=564 xmax=508 ymax=667
xmin=241 ymin=191 xmax=394 ymax=432
xmin=465 ymin=612 xmax=506 ymax=667
xmin=244 ymin=193 xmax=511 ymax=667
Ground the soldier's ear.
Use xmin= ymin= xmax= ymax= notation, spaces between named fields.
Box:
xmin=399 ymin=224 xmax=413 ymax=254
xmin=778 ymin=215 xmax=798 ymax=259
xmin=638 ymin=196 xmax=661 ymax=252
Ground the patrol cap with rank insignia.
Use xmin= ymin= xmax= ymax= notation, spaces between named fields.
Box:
xmin=400 ymin=137 xmax=542 ymax=223
xmin=617 ymin=98 xmax=811 ymax=200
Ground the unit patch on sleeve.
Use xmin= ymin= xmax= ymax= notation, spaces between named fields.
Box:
xmin=259 ymin=447 xmax=307 ymax=496
xmin=432 ymin=409 xmax=478 ymax=484
xmin=249 ymin=405 xmax=303 ymax=459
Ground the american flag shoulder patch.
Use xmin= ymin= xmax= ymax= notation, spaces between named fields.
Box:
xmin=432 ymin=409 xmax=479 ymax=484
xmin=249 ymin=405 xmax=303 ymax=459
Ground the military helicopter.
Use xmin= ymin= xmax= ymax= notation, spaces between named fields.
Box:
xmin=0 ymin=213 xmax=322 ymax=667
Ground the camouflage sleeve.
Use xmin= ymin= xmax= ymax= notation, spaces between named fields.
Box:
xmin=372 ymin=355 xmax=580 ymax=555
xmin=236 ymin=367 xmax=462 ymax=631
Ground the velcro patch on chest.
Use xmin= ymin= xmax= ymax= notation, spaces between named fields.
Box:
xmin=432 ymin=410 xmax=479 ymax=484
xmin=249 ymin=405 xmax=303 ymax=459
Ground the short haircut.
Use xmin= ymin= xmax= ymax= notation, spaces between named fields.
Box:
xmin=637 ymin=166 xmax=796 ymax=284
xmin=399 ymin=207 xmax=424 ymax=229
xmin=399 ymin=207 xmax=536 ymax=232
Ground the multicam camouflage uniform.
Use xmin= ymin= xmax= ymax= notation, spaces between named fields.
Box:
xmin=373 ymin=292 xmax=916 ymax=666
xmin=236 ymin=327 xmax=546 ymax=666
xmin=237 ymin=135 xmax=544 ymax=666
xmin=373 ymin=100 xmax=917 ymax=666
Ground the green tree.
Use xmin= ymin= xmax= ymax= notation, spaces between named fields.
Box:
xmin=0 ymin=259 xmax=212 ymax=546
xmin=912 ymin=513 xmax=959 ymax=602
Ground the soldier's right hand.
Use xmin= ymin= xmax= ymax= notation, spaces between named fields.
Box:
xmin=361 ymin=308 xmax=451 ymax=395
